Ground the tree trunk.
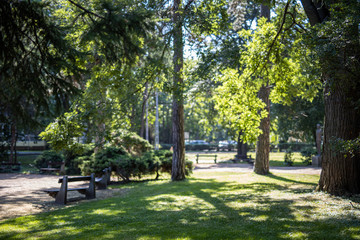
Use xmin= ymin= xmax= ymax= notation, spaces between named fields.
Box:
xmin=171 ymin=0 xmax=186 ymax=181
xmin=254 ymin=4 xmax=270 ymax=175
xmin=317 ymin=75 xmax=360 ymax=195
xmin=140 ymin=82 xmax=148 ymax=138
xmin=237 ymin=131 xmax=248 ymax=159
xmin=301 ymin=0 xmax=360 ymax=195
xmin=254 ymin=84 xmax=270 ymax=174
xmin=9 ymin=122 xmax=16 ymax=163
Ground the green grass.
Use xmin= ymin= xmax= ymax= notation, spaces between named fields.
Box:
xmin=1 ymin=171 xmax=359 ymax=239
xmin=186 ymin=151 xmax=307 ymax=167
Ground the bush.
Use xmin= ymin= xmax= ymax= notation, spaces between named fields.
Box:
xmin=110 ymin=130 xmax=153 ymax=156
xmin=65 ymin=143 xmax=95 ymax=175
xmin=78 ymin=147 xmax=193 ymax=182
xmin=34 ymin=150 xmax=64 ymax=169
xmin=300 ymin=147 xmax=317 ymax=165
xmin=284 ymin=149 xmax=294 ymax=166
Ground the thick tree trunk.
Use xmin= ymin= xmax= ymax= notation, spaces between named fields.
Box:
xmin=301 ymin=0 xmax=360 ymax=195
xmin=254 ymin=85 xmax=270 ymax=174
xmin=318 ymin=75 xmax=360 ymax=195
xmin=237 ymin=131 xmax=248 ymax=159
xmin=254 ymin=4 xmax=270 ymax=175
xmin=171 ymin=0 xmax=186 ymax=181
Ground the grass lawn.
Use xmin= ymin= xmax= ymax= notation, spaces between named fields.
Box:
xmin=186 ymin=151 xmax=307 ymax=167
xmin=1 ymin=171 xmax=359 ymax=239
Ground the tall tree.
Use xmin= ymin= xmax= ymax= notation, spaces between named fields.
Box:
xmin=300 ymin=0 xmax=360 ymax=195
xmin=171 ymin=0 xmax=186 ymax=181
xmin=0 ymin=0 xmax=81 ymax=162
xmin=253 ymin=4 xmax=271 ymax=175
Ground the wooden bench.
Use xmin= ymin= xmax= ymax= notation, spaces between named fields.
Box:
xmin=196 ymin=154 xmax=217 ymax=163
xmin=40 ymin=161 xmax=65 ymax=174
xmin=0 ymin=162 xmax=21 ymax=173
xmin=95 ymin=167 xmax=111 ymax=190
xmin=44 ymin=173 xmax=96 ymax=204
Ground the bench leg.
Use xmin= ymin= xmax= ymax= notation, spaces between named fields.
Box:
xmin=55 ymin=176 xmax=68 ymax=204
xmin=96 ymin=176 xmax=107 ymax=190
xmin=107 ymin=167 xmax=111 ymax=184
xmin=86 ymin=173 xmax=96 ymax=199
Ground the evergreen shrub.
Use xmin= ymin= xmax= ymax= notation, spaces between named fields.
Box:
xmin=34 ymin=150 xmax=64 ymax=169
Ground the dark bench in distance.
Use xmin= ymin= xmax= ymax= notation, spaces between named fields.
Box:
xmin=44 ymin=173 xmax=95 ymax=204
xmin=40 ymin=161 xmax=65 ymax=174
xmin=196 ymin=154 xmax=217 ymax=163
xmin=0 ymin=162 xmax=21 ymax=173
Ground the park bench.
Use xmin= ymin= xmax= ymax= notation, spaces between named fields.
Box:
xmin=196 ymin=154 xmax=217 ymax=163
xmin=0 ymin=162 xmax=21 ymax=173
xmin=40 ymin=161 xmax=65 ymax=174
xmin=44 ymin=173 xmax=96 ymax=204
xmin=95 ymin=167 xmax=112 ymax=190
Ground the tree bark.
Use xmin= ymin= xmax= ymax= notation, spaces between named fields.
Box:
xmin=237 ymin=131 xmax=248 ymax=159
xmin=254 ymin=4 xmax=270 ymax=175
xmin=171 ymin=0 xmax=186 ymax=181
xmin=318 ymin=78 xmax=360 ymax=194
xmin=300 ymin=0 xmax=360 ymax=194
xmin=254 ymin=84 xmax=270 ymax=174
xmin=9 ymin=122 xmax=16 ymax=163
xmin=140 ymin=82 xmax=149 ymax=138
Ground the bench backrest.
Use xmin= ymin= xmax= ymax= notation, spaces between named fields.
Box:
xmin=58 ymin=175 xmax=92 ymax=183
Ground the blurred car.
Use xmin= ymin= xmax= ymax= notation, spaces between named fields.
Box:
xmin=185 ymin=140 xmax=210 ymax=150
xmin=218 ymin=140 xmax=237 ymax=151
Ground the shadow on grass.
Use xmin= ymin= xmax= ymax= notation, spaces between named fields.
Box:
xmin=0 ymin=177 xmax=359 ymax=240
xmin=265 ymin=173 xmax=318 ymax=186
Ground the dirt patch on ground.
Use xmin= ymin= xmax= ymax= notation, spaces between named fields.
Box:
xmin=0 ymin=173 xmax=127 ymax=222
xmin=0 ymin=165 xmax=321 ymax=222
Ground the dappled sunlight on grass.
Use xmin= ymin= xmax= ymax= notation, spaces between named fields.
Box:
xmin=0 ymin=171 xmax=359 ymax=239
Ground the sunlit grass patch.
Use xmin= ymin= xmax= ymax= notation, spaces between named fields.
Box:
xmin=1 ymin=171 xmax=359 ymax=239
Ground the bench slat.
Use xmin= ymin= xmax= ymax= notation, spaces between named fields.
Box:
xmin=58 ymin=176 xmax=91 ymax=183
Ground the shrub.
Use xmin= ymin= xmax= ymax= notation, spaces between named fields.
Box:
xmin=110 ymin=130 xmax=153 ymax=156
xmin=65 ymin=143 xmax=95 ymax=175
xmin=300 ymin=147 xmax=317 ymax=165
xmin=34 ymin=150 xmax=64 ymax=169
xmin=78 ymin=147 xmax=193 ymax=182
xmin=284 ymin=149 xmax=294 ymax=166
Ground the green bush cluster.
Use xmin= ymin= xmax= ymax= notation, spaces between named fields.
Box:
xmin=300 ymin=147 xmax=317 ymax=165
xmin=34 ymin=150 xmax=65 ymax=169
xmin=110 ymin=129 xmax=153 ymax=156
xmin=79 ymin=148 xmax=193 ymax=182
xmin=38 ymin=130 xmax=193 ymax=181
xmin=284 ymin=149 xmax=294 ymax=166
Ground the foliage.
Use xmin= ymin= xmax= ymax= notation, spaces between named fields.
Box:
xmin=39 ymin=112 xmax=84 ymax=152
xmin=214 ymin=5 xmax=322 ymax=144
xmin=110 ymin=130 xmax=153 ymax=156
xmin=272 ymin=94 xmax=324 ymax=142
xmin=300 ymin=147 xmax=317 ymax=165
xmin=284 ymin=149 xmax=294 ymax=166
xmin=34 ymin=150 xmax=64 ymax=169
xmin=0 ymin=0 xmax=81 ymax=130
xmin=79 ymin=147 xmax=192 ymax=182
xmin=329 ymin=137 xmax=360 ymax=159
